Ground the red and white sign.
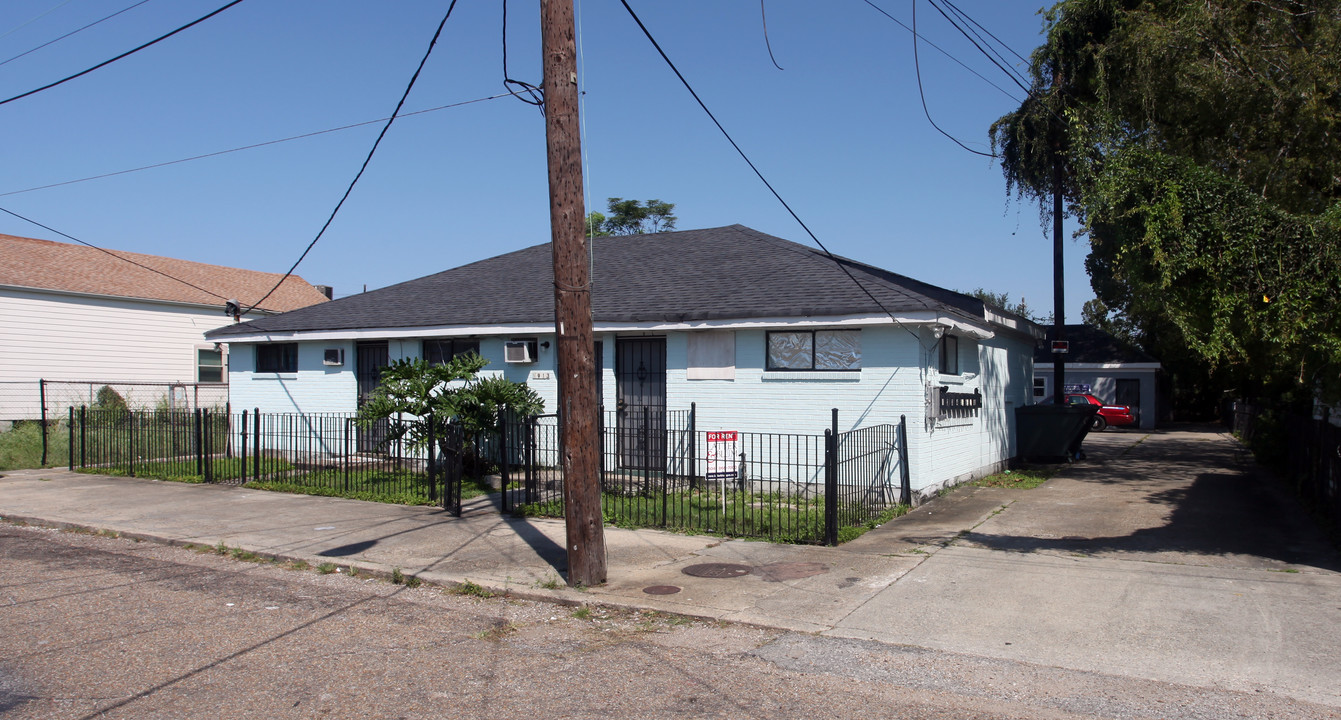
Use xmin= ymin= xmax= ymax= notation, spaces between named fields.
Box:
xmin=705 ymin=431 xmax=739 ymax=480
xmin=1051 ymin=340 xmax=1070 ymax=354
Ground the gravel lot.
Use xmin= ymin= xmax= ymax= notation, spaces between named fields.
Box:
xmin=1 ymin=522 xmax=1332 ymax=720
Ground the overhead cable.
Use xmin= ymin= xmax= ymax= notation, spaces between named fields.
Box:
xmin=243 ymin=0 xmax=460 ymax=316
xmin=926 ymin=0 xmax=1031 ymax=96
xmin=0 ymin=91 xmax=526 ymax=198
xmin=0 ymin=0 xmax=247 ymax=107
xmin=860 ymin=0 xmax=1020 ymax=103
xmin=911 ymin=0 xmax=998 ymax=158
xmin=0 ymin=0 xmax=154 ymax=69
xmin=0 ymin=205 xmax=231 ymax=303
xmin=617 ymin=0 xmax=926 ymax=345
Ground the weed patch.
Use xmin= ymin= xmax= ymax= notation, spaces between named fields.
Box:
xmin=974 ymin=467 xmax=1058 ymax=489
xmin=450 ymin=580 xmax=496 ymax=598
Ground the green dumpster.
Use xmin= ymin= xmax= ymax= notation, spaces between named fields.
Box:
xmin=1015 ymin=404 xmax=1099 ymax=462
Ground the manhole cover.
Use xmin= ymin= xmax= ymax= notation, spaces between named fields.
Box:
xmin=643 ymin=585 xmax=682 ymax=595
xmin=752 ymin=562 xmax=829 ymax=582
xmin=681 ymin=563 xmax=752 ymax=579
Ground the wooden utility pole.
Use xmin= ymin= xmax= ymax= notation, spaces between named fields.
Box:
xmin=541 ymin=0 xmax=606 ymax=586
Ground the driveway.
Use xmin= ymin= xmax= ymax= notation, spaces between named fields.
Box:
xmin=829 ymin=425 xmax=1341 ymax=707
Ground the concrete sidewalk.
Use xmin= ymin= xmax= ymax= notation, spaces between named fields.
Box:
xmin=2 ymin=425 xmax=1339 ymax=707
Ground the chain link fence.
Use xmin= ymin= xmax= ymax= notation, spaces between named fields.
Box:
xmin=0 ymin=380 xmax=228 ymax=468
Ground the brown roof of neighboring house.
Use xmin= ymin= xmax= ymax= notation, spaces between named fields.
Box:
xmin=0 ymin=234 xmax=330 ymax=313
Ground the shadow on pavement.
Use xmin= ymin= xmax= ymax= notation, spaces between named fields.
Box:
xmin=966 ymin=426 xmax=1341 ymax=572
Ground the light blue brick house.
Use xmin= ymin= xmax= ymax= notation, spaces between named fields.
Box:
xmin=206 ymin=225 xmax=1043 ymax=498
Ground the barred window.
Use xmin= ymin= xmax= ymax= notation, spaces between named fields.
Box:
xmin=423 ymin=339 xmax=480 ymax=365
xmin=256 ymin=343 xmax=297 ymax=373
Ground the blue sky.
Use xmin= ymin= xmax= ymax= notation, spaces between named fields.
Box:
xmin=0 ymin=0 xmax=1092 ymax=321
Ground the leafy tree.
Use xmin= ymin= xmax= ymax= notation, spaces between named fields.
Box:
xmin=994 ymin=0 xmax=1341 ymax=408
xmin=963 ymin=287 xmax=1047 ymax=323
xmin=585 ymin=197 xmax=677 ymax=236
xmin=584 ymin=211 xmax=610 ymax=237
xmin=356 ymin=354 xmax=544 ymax=458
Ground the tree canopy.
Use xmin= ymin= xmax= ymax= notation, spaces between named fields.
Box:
xmin=963 ymin=287 xmax=1047 ymax=323
xmin=356 ymin=354 xmax=544 ymax=455
xmin=993 ymin=0 xmax=1341 ymax=407
xmin=585 ymin=197 xmax=677 ymax=236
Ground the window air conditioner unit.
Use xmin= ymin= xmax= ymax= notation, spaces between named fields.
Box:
xmin=504 ymin=340 xmax=537 ymax=364
xmin=323 ymin=348 xmax=345 ymax=366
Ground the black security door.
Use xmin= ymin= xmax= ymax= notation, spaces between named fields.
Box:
xmin=616 ymin=338 xmax=666 ymax=469
xmin=356 ymin=342 xmax=390 ymax=452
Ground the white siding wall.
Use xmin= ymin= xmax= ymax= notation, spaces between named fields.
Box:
xmin=224 ymin=324 xmax=1035 ymax=497
xmin=226 ymin=342 xmax=358 ymax=414
xmin=225 ymin=336 xmax=565 ymax=416
xmin=914 ymin=330 xmax=1036 ymax=496
xmin=0 ymin=288 xmax=235 ymax=418
xmin=658 ymin=327 xmax=924 ymax=435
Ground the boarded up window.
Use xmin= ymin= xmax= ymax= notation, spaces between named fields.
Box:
xmin=767 ymin=330 xmax=860 ymax=371
xmin=687 ymin=330 xmax=735 ymax=380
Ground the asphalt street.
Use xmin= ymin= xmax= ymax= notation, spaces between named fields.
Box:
xmin=2 ymin=424 xmax=1339 ymax=718
xmin=2 ymin=523 xmax=1334 ymax=720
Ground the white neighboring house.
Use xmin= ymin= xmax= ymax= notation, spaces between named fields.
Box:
xmin=207 ymin=225 xmax=1045 ymax=498
xmin=0 ymin=233 xmax=330 ymax=421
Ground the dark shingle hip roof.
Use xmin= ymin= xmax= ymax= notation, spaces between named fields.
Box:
xmin=1034 ymin=325 xmax=1160 ymax=365
xmin=208 ymin=225 xmax=991 ymax=337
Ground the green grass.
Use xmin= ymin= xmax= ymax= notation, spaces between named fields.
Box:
xmin=244 ymin=469 xmax=494 ymax=507
xmin=78 ymin=457 xmax=292 ymax=484
xmin=516 ymin=487 xmax=909 ymax=545
xmin=973 ymin=467 xmax=1058 ymax=489
xmin=0 ymin=421 xmax=69 ymax=470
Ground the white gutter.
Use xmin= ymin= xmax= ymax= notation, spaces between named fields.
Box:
xmin=211 ymin=310 xmax=999 ymax=343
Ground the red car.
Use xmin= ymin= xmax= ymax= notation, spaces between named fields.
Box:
xmin=1065 ymin=393 xmax=1136 ymax=431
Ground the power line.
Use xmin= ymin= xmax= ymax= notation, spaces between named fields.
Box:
xmin=860 ymin=0 xmax=1021 ymax=104
xmin=0 ymin=91 xmax=526 ymax=198
xmin=501 ymin=0 xmax=541 ymax=108
xmin=0 ymin=0 xmax=247 ymax=108
xmin=616 ymin=0 xmax=926 ymax=345
xmin=760 ymin=1 xmax=784 ymax=71
xmin=243 ymin=0 xmax=460 ymax=316
xmin=940 ymin=0 xmax=1031 ymax=67
xmin=911 ymin=0 xmax=998 ymax=158
xmin=0 ymin=205 xmax=231 ymax=304
xmin=0 ymin=0 xmax=77 ymax=41
xmin=0 ymin=0 xmax=154 ymax=69
xmin=929 ymin=0 xmax=1067 ymax=122
xmin=927 ymin=0 xmax=1031 ymax=96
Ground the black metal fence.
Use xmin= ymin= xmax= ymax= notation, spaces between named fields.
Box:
xmin=1 ymin=379 xmax=228 ymax=467
xmin=66 ymin=407 xmax=465 ymax=515
xmin=1227 ymin=401 xmax=1341 ymax=529
xmin=1284 ymin=413 xmax=1341 ymax=528
xmin=502 ymin=405 xmax=911 ymax=545
xmin=60 ymin=402 xmax=913 ymax=544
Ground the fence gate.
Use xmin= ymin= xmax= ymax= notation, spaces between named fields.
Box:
xmin=615 ymin=337 xmax=666 ymax=470
xmin=355 ymin=342 xmax=390 ymax=453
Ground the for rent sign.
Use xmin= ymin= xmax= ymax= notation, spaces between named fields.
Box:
xmin=705 ymin=431 xmax=739 ymax=480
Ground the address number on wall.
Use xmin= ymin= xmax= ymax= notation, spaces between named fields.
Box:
xmin=530 ymin=371 xmax=553 ymax=380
